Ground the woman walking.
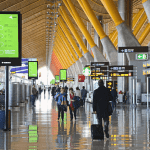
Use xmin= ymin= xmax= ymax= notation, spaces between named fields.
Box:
xmin=56 ymin=88 xmax=67 ymax=121
xmin=69 ymin=88 xmax=76 ymax=121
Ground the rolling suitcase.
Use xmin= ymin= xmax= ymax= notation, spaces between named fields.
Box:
xmin=91 ymin=112 xmax=104 ymax=140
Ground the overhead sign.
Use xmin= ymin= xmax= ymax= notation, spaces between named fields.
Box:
xmin=91 ymin=62 xmax=109 ymax=67
xmin=28 ymin=61 xmax=38 ymax=79
xmin=118 ymin=46 xmax=148 ymax=53
xmin=78 ymin=74 xmax=85 ymax=82
xmin=106 ymin=81 xmax=113 ymax=90
xmin=82 ymin=67 xmax=91 ymax=76
xmin=136 ymin=53 xmax=148 ymax=60
xmin=0 ymin=12 xmax=22 ymax=66
xmin=55 ymin=75 xmax=59 ymax=83
xmin=109 ymin=72 xmax=133 ymax=77
xmin=67 ymin=78 xmax=74 ymax=82
xmin=60 ymin=69 xmax=67 ymax=81
xmin=10 ymin=58 xmax=37 ymax=73
xmin=91 ymin=72 xmax=107 ymax=76
xmin=91 ymin=76 xmax=109 ymax=80
xmin=50 ymin=79 xmax=55 ymax=84
xmin=109 ymin=65 xmax=133 ymax=71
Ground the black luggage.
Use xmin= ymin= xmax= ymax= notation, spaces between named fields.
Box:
xmin=91 ymin=124 xmax=104 ymax=140
xmin=91 ymin=112 xmax=104 ymax=140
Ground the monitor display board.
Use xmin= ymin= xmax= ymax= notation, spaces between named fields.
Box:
xmin=55 ymin=75 xmax=59 ymax=83
xmin=0 ymin=12 xmax=22 ymax=66
xmin=28 ymin=61 xmax=38 ymax=79
xmin=60 ymin=69 xmax=67 ymax=81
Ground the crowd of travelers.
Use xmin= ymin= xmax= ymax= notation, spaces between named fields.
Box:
xmin=31 ymin=79 xmax=126 ymax=140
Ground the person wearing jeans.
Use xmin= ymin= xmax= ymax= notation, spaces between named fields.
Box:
xmin=56 ymin=88 xmax=67 ymax=121
xmin=32 ymin=85 xmax=37 ymax=107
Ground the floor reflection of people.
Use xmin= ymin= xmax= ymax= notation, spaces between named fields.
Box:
xmin=56 ymin=121 xmax=67 ymax=149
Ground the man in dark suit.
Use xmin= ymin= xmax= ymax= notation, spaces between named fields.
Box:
xmin=93 ymin=79 xmax=113 ymax=138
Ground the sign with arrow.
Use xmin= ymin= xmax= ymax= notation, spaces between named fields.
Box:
xmin=136 ymin=53 xmax=148 ymax=60
xmin=109 ymin=65 xmax=133 ymax=70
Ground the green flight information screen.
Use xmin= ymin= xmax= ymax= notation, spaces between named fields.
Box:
xmin=60 ymin=69 xmax=67 ymax=81
xmin=0 ymin=14 xmax=19 ymax=58
xmin=28 ymin=61 xmax=38 ymax=79
xmin=55 ymin=75 xmax=59 ymax=83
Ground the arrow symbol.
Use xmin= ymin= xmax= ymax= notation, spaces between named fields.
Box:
xmin=121 ymin=49 xmax=124 ymax=52
xmin=110 ymin=67 xmax=113 ymax=70
xmin=9 ymin=16 xmax=13 ymax=19
xmin=138 ymin=55 xmax=142 ymax=58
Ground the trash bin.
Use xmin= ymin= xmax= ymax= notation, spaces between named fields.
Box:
xmin=0 ymin=109 xmax=11 ymax=130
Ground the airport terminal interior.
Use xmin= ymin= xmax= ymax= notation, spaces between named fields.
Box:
xmin=0 ymin=0 xmax=150 ymax=149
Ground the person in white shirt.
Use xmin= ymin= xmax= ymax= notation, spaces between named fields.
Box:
xmin=75 ymin=87 xmax=81 ymax=98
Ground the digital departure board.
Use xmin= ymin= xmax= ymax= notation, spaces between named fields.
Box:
xmin=60 ymin=69 xmax=67 ymax=81
xmin=28 ymin=61 xmax=38 ymax=79
xmin=55 ymin=75 xmax=59 ymax=83
xmin=0 ymin=12 xmax=22 ymax=66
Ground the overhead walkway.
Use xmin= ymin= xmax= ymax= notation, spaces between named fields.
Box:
xmin=0 ymin=91 xmax=150 ymax=150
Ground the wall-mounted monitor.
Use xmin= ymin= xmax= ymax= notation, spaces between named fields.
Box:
xmin=28 ymin=61 xmax=38 ymax=79
xmin=59 ymin=69 xmax=67 ymax=82
xmin=55 ymin=75 xmax=59 ymax=83
xmin=0 ymin=11 xmax=22 ymax=66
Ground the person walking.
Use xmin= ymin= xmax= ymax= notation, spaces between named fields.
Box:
xmin=75 ymin=87 xmax=81 ymax=98
xmin=32 ymin=85 xmax=37 ymax=107
xmin=81 ymin=86 xmax=87 ymax=105
xmin=111 ymin=87 xmax=117 ymax=110
xmin=69 ymin=88 xmax=76 ymax=121
xmin=56 ymin=88 xmax=67 ymax=121
xmin=44 ymin=86 xmax=46 ymax=95
xmin=93 ymin=79 xmax=113 ymax=139
xmin=48 ymin=86 xmax=51 ymax=94
xmin=52 ymin=86 xmax=56 ymax=98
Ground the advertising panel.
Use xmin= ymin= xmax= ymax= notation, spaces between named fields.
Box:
xmin=28 ymin=61 xmax=38 ymax=79
xmin=55 ymin=75 xmax=59 ymax=83
xmin=0 ymin=12 xmax=22 ymax=66
xmin=78 ymin=74 xmax=85 ymax=82
xmin=60 ymin=69 xmax=67 ymax=81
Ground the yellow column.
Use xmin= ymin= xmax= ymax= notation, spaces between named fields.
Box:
xmin=59 ymin=8 xmax=89 ymax=54
xmin=132 ymin=9 xmax=145 ymax=29
xmin=56 ymin=34 xmax=75 ymax=64
xmin=55 ymin=43 xmax=71 ymax=67
xmin=77 ymin=0 xmax=107 ymax=40
xmin=54 ymin=47 xmax=68 ymax=69
xmin=54 ymin=46 xmax=69 ymax=68
xmin=100 ymin=0 xmax=124 ymax=26
xmin=53 ymin=49 xmax=65 ymax=68
xmin=111 ymin=31 xmax=118 ymax=43
xmin=58 ymin=17 xmax=83 ymax=58
xmin=142 ymin=0 xmax=148 ymax=3
xmin=63 ymin=0 xmax=96 ymax=48
xmin=133 ymin=13 xmax=147 ymax=36
xmin=57 ymin=26 xmax=78 ymax=61
xmin=138 ymin=23 xmax=150 ymax=44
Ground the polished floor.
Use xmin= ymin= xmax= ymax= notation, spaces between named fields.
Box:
xmin=0 ymin=91 xmax=150 ymax=150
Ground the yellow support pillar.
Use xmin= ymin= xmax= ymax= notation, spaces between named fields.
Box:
xmin=77 ymin=0 xmax=107 ymax=40
xmin=57 ymin=26 xmax=78 ymax=61
xmin=58 ymin=17 xmax=83 ymax=58
xmin=142 ymin=0 xmax=148 ymax=3
xmin=100 ymin=0 xmax=124 ymax=26
xmin=59 ymin=7 xmax=89 ymax=54
xmin=53 ymin=49 xmax=66 ymax=68
xmin=111 ymin=30 xmax=118 ymax=44
xmin=63 ymin=0 xmax=96 ymax=48
xmin=133 ymin=13 xmax=147 ymax=36
xmin=55 ymin=43 xmax=71 ymax=67
xmin=132 ymin=9 xmax=145 ymax=29
xmin=138 ymin=23 xmax=150 ymax=44
xmin=54 ymin=47 xmax=68 ymax=69
xmin=56 ymin=34 xmax=75 ymax=64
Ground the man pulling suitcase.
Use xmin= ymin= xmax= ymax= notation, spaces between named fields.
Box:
xmin=91 ymin=79 xmax=113 ymax=140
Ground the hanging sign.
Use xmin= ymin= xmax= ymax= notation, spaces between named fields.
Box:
xmin=0 ymin=12 xmax=22 ymax=66
xmin=136 ymin=53 xmax=148 ymax=60
xmin=82 ymin=67 xmax=91 ymax=76
xmin=55 ymin=75 xmax=59 ymax=83
xmin=28 ymin=61 xmax=38 ymax=79
xmin=78 ymin=74 xmax=85 ymax=82
xmin=60 ymin=69 xmax=67 ymax=82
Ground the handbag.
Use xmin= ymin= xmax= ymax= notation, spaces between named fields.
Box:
xmin=61 ymin=96 xmax=67 ymax=112
xmin=108 ymin=102 xmax=113 ymax=116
